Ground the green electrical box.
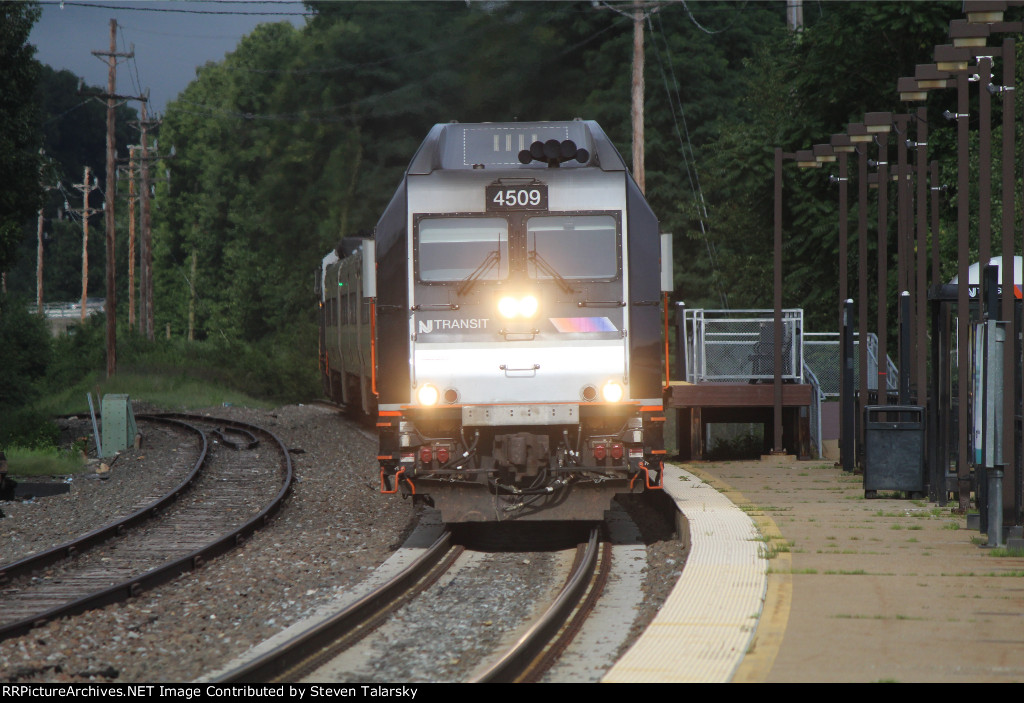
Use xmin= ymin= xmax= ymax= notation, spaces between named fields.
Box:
xmin=101 ymin=394 xmax=138 ymax=457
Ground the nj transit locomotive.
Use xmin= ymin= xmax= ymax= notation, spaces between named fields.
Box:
xmin=318 ymin=120 xmax=670 ymax=522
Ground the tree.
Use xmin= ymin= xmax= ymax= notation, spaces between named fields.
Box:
xmin=0 ymin=1 xmax=43 ymax=275
xmin=698 ymin=1 xmax=961 ymax=329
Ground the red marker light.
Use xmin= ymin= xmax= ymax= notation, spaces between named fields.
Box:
xmin=419 ymin=446 xmax=433 ymax=465
xmin=593 ymin=444 xmax=607 ymax=461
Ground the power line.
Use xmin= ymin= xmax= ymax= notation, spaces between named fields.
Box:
xmin=648 ymin=11 xmax=726 ymax=307
xmin=38 ymin=1 xmax=314 ymax=16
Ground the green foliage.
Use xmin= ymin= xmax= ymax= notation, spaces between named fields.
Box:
xmin=0 ymin=408 xmax=59 ymax=450
xmin=0 ymin=295 xmax=52 ymax=408
xmin=700 ymin=2 xmax=961 ymax=329
xmin=0 ymin=1 xmax=44 ymax=273
xmin=4 ymin=444 xmax=85 ymax=477
xmin=708 ymin=431 xmax=764 ymax=461
xmin=0 ymin=295 xmax=60 ymax=451
xmin=153 ymin=2 xmax=789 ymax=345
xmin=5 ymin=63 xmax=139 ymax=303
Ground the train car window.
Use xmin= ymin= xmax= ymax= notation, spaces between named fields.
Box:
xmin=417 ymin=217 xmax=509 ymax=282
xmin=526 ymin=214 xmax=618 ymax=280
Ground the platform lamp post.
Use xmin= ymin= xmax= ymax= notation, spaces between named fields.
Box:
xmin=898 ymin=76 xmax=929 ymax=406
xmin=864 ymin=111 xmax=893 ymax=404
xmin=898 ymin=66 xmax=951 ymax=503
xmin=966 ymin=0 xmax=1021 ymax=526
xmin=935 ymin=41 xmax=975 ymax=512
xmin=887 ymin=112 xmax=914 ymax=405
xmin=904 ymin=65 xmax=955 ymax=407
xmin=773 ymin=148 xmax=819 ymax=455
xmin=847 ymin=121 xmax=874 ymax=466
xmin=830 ymin=133 xmax=856 ymax=471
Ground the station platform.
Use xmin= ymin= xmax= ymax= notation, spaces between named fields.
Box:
xmin=607 ymin=457 xmax=1024 ymax=683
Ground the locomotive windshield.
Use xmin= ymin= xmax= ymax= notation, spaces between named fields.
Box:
xmin=526 ymin=214 xmax=618 ymax=280
xmin=417 ymin=217 xmax=509 ymax=282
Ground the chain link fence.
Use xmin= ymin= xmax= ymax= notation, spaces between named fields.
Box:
xmin=683 ymin=309 xmax=803 ymax=384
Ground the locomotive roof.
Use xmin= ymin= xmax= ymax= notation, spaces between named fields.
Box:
xmin=406 ymin=120 xmax=627 ymax=175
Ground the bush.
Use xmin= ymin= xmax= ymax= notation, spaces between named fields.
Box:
xmin=0 ymin=295 xmax=52 ymax=407
xmin=0 ymin=407 xmax=59 ymax=450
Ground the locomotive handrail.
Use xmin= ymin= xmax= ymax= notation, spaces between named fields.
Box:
xmin=577 ymin=300 xmax=625 ymax=307
xmin=412 ymin=303 xmax=460 ymax=311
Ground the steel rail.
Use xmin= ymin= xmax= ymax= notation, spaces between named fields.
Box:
xmin=470 ymin=526 xmax=602 ymax=683
xmin=0 ymin=416 xmax=207 ymax=582
xmin=0 ymin=414 xmax=293 ymax=642
xmin=215 ymin=529 xmax=456 ymax=683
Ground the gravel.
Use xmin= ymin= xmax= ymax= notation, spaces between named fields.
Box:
xmin=0 ymin=403 xmax=686 ymax=683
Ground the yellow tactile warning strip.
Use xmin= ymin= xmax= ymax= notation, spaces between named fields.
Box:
xmin=685 ymin=464 xmax=791 ymax=683
xmin=603 ymin=462 xmax=782 ymax=683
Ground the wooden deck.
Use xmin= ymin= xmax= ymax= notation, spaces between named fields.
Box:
xmin=665 ymin=382 xmax=814 ymax=461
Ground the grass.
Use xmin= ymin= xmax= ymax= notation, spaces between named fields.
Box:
xmin=753 ymin=535 xmax=793 ymax=559
xmin=767 ymin=567 xmax=818 ymax=574
xmin=985 ymin=547 xmax=1024 ymax=558
xmin=36 ymin=371 xmax=273 ymax=416
xmin=832 ymin=614 xmax=925 ymax=621
xmin=5 ymin=445 xmax=86 ymax=476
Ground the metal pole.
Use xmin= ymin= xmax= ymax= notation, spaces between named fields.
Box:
xmin=876 ymin=133 xmax=889 ymax=404
xmin=998 ymin=38 xmax=1017 ymax=528
xmin=899 ymin=291 xmax=911 ymax=404
xmin=843 ymin=298 xmax=855 ymax=472
xmin=773 ymin=147 xmax=784 ymax=454
xmin=838 ymin=150 xmax=849 ymax=466
xmin=858 ymin=143 xmax=870 ymax=465
xmin=957 ymin=70 xmax=971 ymax=514
xmin=915 ymin=107 xmax=928 ymax=407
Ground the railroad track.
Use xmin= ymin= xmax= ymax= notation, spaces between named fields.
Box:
xmin=0 ymin=413 xmax=293 ymax=641
xmin=215 ymin=525 xmax=608 ymax=683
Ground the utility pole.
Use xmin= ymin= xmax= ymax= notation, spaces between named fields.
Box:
xmin=36 ymin=207 xmax=44 ymax=314
xmin=139 ymin=99 xmax=157 ymax=341
xmin=91 ymin=19 xmax=141 ymax=377
xmin=73 ymin=166 xmax=100 ymax=322
xmin=632 ymin=0 xmax=645 ymax=194
xmin=188 ymin=248 xmax=197 ymax=342
xmin=35 ymin=151 xmax=55 ymax=315
xmin=786 ymin=0 xmax=804 ymax=31
xmin=127 ymin=145 xmax=137 ymax=331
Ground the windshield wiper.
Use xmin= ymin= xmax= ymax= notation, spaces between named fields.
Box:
xmin=528 ymin=250 xmax=575 ymax=294
xmin=457 ymin=250 xmax=500 ymax=297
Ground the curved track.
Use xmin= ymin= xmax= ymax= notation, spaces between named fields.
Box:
xmin=0 ymin=414 xmax=293 ymax=641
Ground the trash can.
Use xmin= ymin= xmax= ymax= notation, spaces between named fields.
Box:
xmin=863 ymin=405 xmax=925 ymax=498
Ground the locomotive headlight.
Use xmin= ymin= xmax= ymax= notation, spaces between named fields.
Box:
xmin=518 ymin=295 xmax=538 ymax=317
xmin=417 ymin=384 xmax=440 ymax=406
xmin=498 ymin=296 xmax=520 ymax=318
xmin=498 ymin=295 xmax=539 ymax=319
xmin=601 ymin=381 xmax=624 ymax=403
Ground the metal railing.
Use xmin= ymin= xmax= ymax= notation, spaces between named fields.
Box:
xmin=683 ymin=308 xmax=804 ymax=384
xmin=802 ymin=332 xmax=898 ymax=397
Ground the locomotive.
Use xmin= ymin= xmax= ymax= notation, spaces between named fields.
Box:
xmin=318 ymin=120 xmax=671 ymax=522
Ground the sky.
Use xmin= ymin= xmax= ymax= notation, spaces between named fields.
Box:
xmin=28 ymin=0 xmax=311 ymax=116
